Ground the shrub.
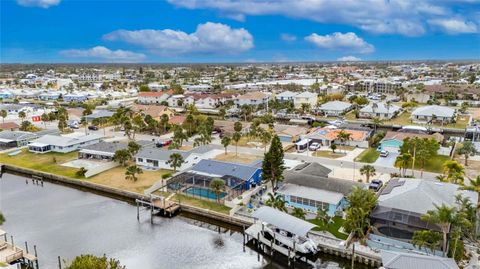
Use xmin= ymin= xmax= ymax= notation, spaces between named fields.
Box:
xmin=162 ymin=173 xmax=172 ymax=179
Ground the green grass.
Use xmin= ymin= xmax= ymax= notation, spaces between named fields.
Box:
xmin=395 ymin=154 xmax=450 ymax=173
xmin=175 ymin=193 xmax=231 ymax=215
xmin=309 ymin=216 xmax=348 ymax=240
xmin=355 ymin=148 xmax=380 ymax=163
xmin=0 ymin=149 xmax=81 ymax=178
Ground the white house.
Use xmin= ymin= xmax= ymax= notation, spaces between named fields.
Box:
xmin=275 ymin=91 xmax=297 ymax=102
xmin=28 ymin=134 xmax=103 ymax=153
xmin=318 ymin=101 xmax=352 ymax=116
xmin=138 ymin=91 xmax=172 ymax=104
xmin=293 ymin=91 xmax=318 ymax=109
xmin=167 ymin=94 xmax=185 ymax=108
xmin=235 ymin=92 xmax=270 ymax=107
xmin=359 ymin=102 xmax=401 ymax=119
xmin=411 ymin=105 xmax=456 ymax=123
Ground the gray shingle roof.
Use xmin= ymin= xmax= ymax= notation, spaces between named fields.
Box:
xmin=360 ymin=102 xmax=401 ymax=114
xmin=381 ymin=250 xmax=458 ymax=269
xmin=412 ymin=105 xmax=455 ymax=118
xmin=30 ymin=134 xmax=103 ymax=147
xmin=189 ymin=159 xmax=260 ymax=180
xmin=136 ymin=147 xmax=190 ymax=160
xmin=284 ymin=163 xmax=364 ymax=196
xmin=0 ymin=131 xmax=38 ymax=142
xmin=319 ymin=101 xmax=352 ymax=111
xmin=80 ymin=141 xmax=128 ymax=154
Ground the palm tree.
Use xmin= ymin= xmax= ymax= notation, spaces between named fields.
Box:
xmin=232 ymin=132 xmax=241 ymax=157
xmin=412 ymin=230 xmax=442 ymax=254
xmin=291 ymin=207 xmax=306 ymax=220
xmin=457 ymin=141 xmax=477 ymax=166
xmin=18 ymin=111 xmax=26 ymax=122
xmin=443 ymin=160 xmax=465 ymax=184
xmin=209 ymin=178 xmax=225 ymax=203
xmin=316 ymin=208 xmax=331 ymax=226
xmin=265 ymin=193 xmax=287 ymax=212
xmin=372 ymin=117 xmax=383 ymax=133
xmin=166 ymin=153 xmax=184 ymax=172
xmin=395 ymin=153 xmax=412 ymax=177
xmin=360 ymin=165 xmax=376 ymax=183
xmin=336 ymin=130 xmax=352 ymax=154
xmin=259 ymin=128 xmax=272 ymax=153
xmin=421 ymin=204 xmax=456 ymax=256
xmin=460 ymin=176 xmax=480 ymax=194
xmin=41 ymin=113 xmax=49 ymax=128
xmin=0 ymin=110 xmax=7 ymax=123
xmin=221 ymin=136 xmax=231 ymax=155
xmin=330 ymin=143 xmax=337 ymax=153
xmin=125 ymin=165 xmax=143 ymax=182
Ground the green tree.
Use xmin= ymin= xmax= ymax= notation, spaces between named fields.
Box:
xmin=442 ymin=160 xmax=465 ymax=184
xmin=360 ymin=165 xmax=376 ymax=183
xmin=412 ymin=230 xmax=442 ymax=254
xmin=173 ymin=125 xmax=187 ymax=147
xmin=41 ymin=112 xmax=49 ymax=128
xmin=65 ymin=254 xmax=125 ymax=269
xmin=18 ymin=111 xmax=26 ymax=122
xmin=265 ymin=192 xmax=287 ymax=212
xmin=139 ymin=85 xmax=151 ymax=92
xmin=336 ymin=130 xmax=351 ymax=154
xmin=291 ymin=207 xmax=306 ymax=220
xmin=0 ymin=212 xmax=5 ymax=225
xmin=58 ymin=114 xmax=67 ymax=132
xmin=221 ymin=136 xmax=231 ymax=155
xmin=232 ymin=132 xmax=241 ymax=157
xmin=258 ymin=128 xmax=272 ymax=153
xmin=159 ymin=114 xmax=170 ymax=134
xmin=316 ymin=208 xmax=331 ymax=226
xmin=75 ymin=167 xmax=88 ymax=178
xmin=330 ymin=143 xmax=337 ymax=153
xmin=209 ymin=178 xmax=225 ymax=203
xmin=371 ymin=117 xmax=383 ymax=133
xmin=113 ymin=149 xmax=132 ymax=167
xmin=218 ymin=107 xmax=226 ymax=120
xmin=421 ymin=204 xmax=457 ymax=256
xmin=166 ymin=153 xmax=184 ymax=172
xmin=460 ymin=176 xmax=480 ymax=194
xmin=456 ymin=141 xmax=477 ymax=166
xmin=125 ymin=165 xmax=143 ymax=182
xmin=240 ymin=104 xmax=253 ymax=122
xmin=395 ymin=153 xmax=412 ymax=177
xmin=0 ymin=110 xmax=7 ymax=123
xmin=127 ymin=141 xmax=141 ymax=156
xmin=262 ymin=135 xmax=285 ymax=193
xmin=344 ymin=187 xmax=378 ymax=239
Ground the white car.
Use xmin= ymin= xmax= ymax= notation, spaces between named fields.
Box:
xmin=309 ymin=142 xmax=321 ymax=151
xmin=380 ymin=150 xmax=389 ymax=157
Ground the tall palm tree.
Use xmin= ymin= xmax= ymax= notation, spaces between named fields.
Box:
xmin=456 ymin=141 xmax=477 ymax=166
xmin=166 ymin=153 xmax=184 ymax=172
xmin=265 ymin=193 xmax=287 ymax=212
xmin=336 ymin=130 xmax=352 ymax=154
xmin=209 ymin=178 xmax=225 ymax=203
xmin=0 ymin=110 xmax=7 ymax=123
xmin=372 ymin=117 xmax=383 ymax=133
xmin=360 ymin=165 xmax=376 ymax=183
xmin=221 ymin=136 xmax=231 ymax=155
xmin=460 ymin=176 xmax=480 ymax=194
xmin=291 ymin=207 xmax=306 ymax=220
xmin=421 ymin=204 xmax=456 ymax=256
xmin=232 ymin=132 xmax=241 ymax=157
xmin=259 ymin=128 xmax=272 ymax=153
xmin=442 ymin=160 xmax=465 ymax=184
xmin=18 ymin=111 xmax=26 ymax=122
xmin=395 ymin=153 xmax=412 ymax=177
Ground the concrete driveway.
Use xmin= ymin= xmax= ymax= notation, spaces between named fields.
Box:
xmin=374 ymin=152 xmax=399 ymax=168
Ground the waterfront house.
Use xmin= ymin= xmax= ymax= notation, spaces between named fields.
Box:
xmin=380 ymin=251 xmax=459 ymax=269
xmin=137 ymin=90 xmax=172 ymax=104
xmin=318 ymin=101 xmax=352 ymax=116
xmin=411 ymin=105 xmax=456 ymax=124
xmin=293 ymin=91 xmax=318 ymax=109
xmin=79 ymin=140 xmax=153 ymax=161
xmin=135 ymin=145 xmax=219 ymax=171
xmin=359 ymin=102 xmax=401 ymax=119
xmin=370 ymin=178 xmax=478 ymax=251
xmin=277 ymin=162 xmax=365 ymax=216
xmin=0 ymin=131 xmax=39 ymax=149
xmin=378 ymin=131 xmax=444 ymax=153
xmin=28 ymin=134 xmax=103 ymax=153
xmin=305 ymin=126 xmax=371 ymax=148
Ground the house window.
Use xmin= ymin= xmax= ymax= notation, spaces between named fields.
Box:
xmin=138 ymin=158 xmax=143 ymax=162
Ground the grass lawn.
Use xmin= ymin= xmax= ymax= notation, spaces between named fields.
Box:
xmin=236 ymin=136 xmax=265 ymax=148
xmin=0 ymin=149 xmax=81 ymax=178
xmin=308 ymin=216 xmax=348 ymax=240
xmin=355 ymin=148 xmax=380 ymax=163
xmin=383 ymin=111 xmax=412 ymax=126
xmin=410 ymin=155 xmax=450 ymax=173
xmin=313 ymin=150 xmax=344 ymax=159
xmin=214 ymin=152 xmax=260 ymax=164
xmin=88 ymin=167 xmax=171 ymax=194
xmin=174 ymin=193 xmax=231 ymax=215
xmin=383 ymin=111 xmax=469 ymax=129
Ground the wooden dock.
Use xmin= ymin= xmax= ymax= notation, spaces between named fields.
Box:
xmin=136 ymin=194 xmax=181 ymax=222
xmin=0 ymin=229 xmax=39 ymax=268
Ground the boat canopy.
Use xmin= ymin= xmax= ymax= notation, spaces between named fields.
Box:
xmin=252 ymin=206 xmax=316 ymax=237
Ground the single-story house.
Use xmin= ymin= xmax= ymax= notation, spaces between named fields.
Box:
xmin=79 ymin=140 xmax=153 ymax=161
xmin=277 ymin=162 xmax=365 ymax=216
xmin=305 ymin=126 xmax=371 ymax=148
xmin=214 ymin=120 xmax=251 ymax=135
xmin=293 ymin=91 xmax=318 ymax=109
xmin=370 ymin=178 xmax=478 ymax=249
xmin=380 ymin=251 xmax=458 ymax=269
xmin=261 ymin=123 xmax=308 ymax=143
xmin=135 ymin=144 xmax=219 ymax=171
xmin=0 ymin=122 xmax=20 ymax=131
xmin=83 ymin=110 xmax=114 ymax=123
xmin=168 ymin=115 xmax=186 ymax=126
xmin=63 ymin=93 xmax=88 ymax=102
xmin=275 ymin=91 xmax=297 ymax=102
xmin=28 ymin=134 xmax=103 ymax=153
xmin=318 ymin=101 xmax=353 ymax=116
xmin=0 ymin=131 xmax=39 ymax=149
xmin=378 ymin=131 xmax=444 ymax=153
xmin=411 ymin=105 xmax=456 ymax=123
xmin=38 ymin=92 xmax=61 ymax=101
xmin=359 ymin=102 xmax=401 ymax=119
xmin=0 ymin=104 xmax=30 ymax=114
xmin=132 ymin=104 xmax=174 ymax=121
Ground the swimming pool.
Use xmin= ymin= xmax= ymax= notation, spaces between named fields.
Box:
xmin=184 ymin=187 xmax=226 ymax=200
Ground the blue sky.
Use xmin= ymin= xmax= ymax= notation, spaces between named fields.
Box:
xmin=1 ymin=0 xmax=480 ymax=63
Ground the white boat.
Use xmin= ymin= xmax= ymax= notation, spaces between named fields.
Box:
xmin=261 ymin=223 xmax=318 ymax=254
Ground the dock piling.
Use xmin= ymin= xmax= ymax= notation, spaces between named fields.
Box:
xmin=25 ymin=241 xmax=29 ymax=253
xmin=58 ymin=256 xmax=62 ymax=269
xmin=242 ymin=226 xmax=245 ymax=252
xmin=34 ymin=245 xmax=39 ymax=269
xmin=136 ymin=202 xmax=139 ymax=221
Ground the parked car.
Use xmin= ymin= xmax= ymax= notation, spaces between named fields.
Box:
xmin=156 ymin=139 xmax=173 ymax=148
xmin=380 ymin=150 xmax=389 ymax=157
xmin=309 ymin=142 xmax=321 ymax=151
xmin=369 ymin=179 xmax=384 ymax=192
xmin=88 ymin=125 xmax=99 ymax=131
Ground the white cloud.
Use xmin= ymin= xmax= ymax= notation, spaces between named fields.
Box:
xmin=337 ymin=56 xmax=362 ymax=61
xmin=17 ymin=0 xmax=60 ymax=8
xmin=428 ymin=19 xmax=478 ymax=34
xmin=60 ymin=46 xmax=146 ymax=62
xmin=167 ymin=0 xmax=478 ymax=36
xmin=305 ymin=32 xmax=374 ymax=54
xmin=103 ymin=22 xmax=253 ymax=55
xmin=281 ymin=33 xmax=297 ymax=42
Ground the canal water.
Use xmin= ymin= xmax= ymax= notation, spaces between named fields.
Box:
xmin=0 ymin=173 xmax=365 ymax=269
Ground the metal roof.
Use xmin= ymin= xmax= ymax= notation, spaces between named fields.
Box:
xmin=412 ymin=105 xmax=455 ymax=118
xmin=252 ymin=206 xmax=316 ymax=236
xmin=319 ymin=101 xmax=352 ymax=111
xmin=277 ymin=183 xmax=344 ymax=205
xmin=381 ymin=250 xmax=458 ymax=269
xmin=189 ymin=159 xmax=260 ymax=180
